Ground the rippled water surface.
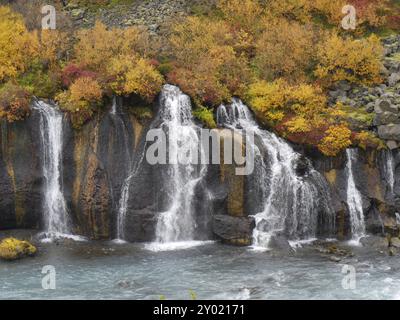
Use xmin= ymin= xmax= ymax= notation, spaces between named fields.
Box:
xmin=1 ymin=234 xmax=400 ymax=300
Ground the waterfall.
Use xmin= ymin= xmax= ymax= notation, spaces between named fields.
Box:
xmin=33 ymin=100 xmax=72 ymax=240
xmin=109 ymin=96 xmax=134 ymax=242
xmin=217 ymin=99 xmax=335 ymax=249
xmin=148 ymin=84 xmax=208 ymax=250
xmin=382 ymin=149 xmax=395 ymax=193
xmin=345 ymin=149 xmax=366 ymax=241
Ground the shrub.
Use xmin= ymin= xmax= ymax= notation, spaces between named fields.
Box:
xmin=56 ymin=77 xmax=103 ymax=128
xmin=168 ymin=16 xmax=252 ymax=106
xmin=318 ymin=124 xmax=352 ymax=156
xmin=353 ymin=130 xmax=385 ymax=150
xmin=108 ymin=55 xmax=163 ymax=102
xmin=246 ymin=79 xmax=327 ymax=126
xmin=315 ymin=33 xmax=383 ymax=86
xmin=74 ymin=22 xmax=152 ymax=74
xmin=193 ymin=107 xmax=217 ymax=129
xmin=61 ymin=64 xmax=97 ymax=88
xmin=255 ymin=18 xmax=315 ymax=81
xmin=0 ymin=82 xmax=31 ymax=122
xmin=0 ymin=6 xmax=38 ymax=81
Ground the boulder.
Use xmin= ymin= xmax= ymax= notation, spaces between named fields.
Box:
xmin=375 ymin=99 xmax=398 ymax=114
xmin=212 ymin=214 xmax=255 ymax=246
xmin=373 ymin=112 xmax=400 ymax=126
xmin=390 ymin=237 xmax=400 ymax=248
xmin=388 ymin=73 xmax=400 ymax=87
xmin=378 ymin=124 xmax=400 ymax=141
xmin=360 ymin=236 xmax=389 ymax=249
xmin=268 ymin=236 xmax=294 ymax=253
xmin=0 ymin=238 xmax=37 ymax=261
xmin=386 ymin=140 xmax=398 ymax=150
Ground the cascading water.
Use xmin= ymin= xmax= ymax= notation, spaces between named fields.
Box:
xmin=33 ymin=100 xmax=72 ymax=240
xmin=148 ymin=84 xmax=208 ymax=250
xmin=345 ymin=149 xmax=366 ymax=242
xmin=217 ymin=99 xmax=335 ymax=249
xmin=382 ymin=149 xmax=395 ymax=193
xmin=109 ymin=96 xmax=135 ymax=242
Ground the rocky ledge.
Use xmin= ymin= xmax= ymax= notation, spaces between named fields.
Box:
xmin=329 ymin=35 xmax=400 ymax=149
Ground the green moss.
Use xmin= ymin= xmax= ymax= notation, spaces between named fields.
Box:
xmin=17 ymin=62 xmax=60 ymax=99
xmin=130 ymin=106 xmax=153 ymax=120
xmin=193 ymin=107 xmax=217 ymax=129
xmin=341 ymin=105 xmax=374 ymax=126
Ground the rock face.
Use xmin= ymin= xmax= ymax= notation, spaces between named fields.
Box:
xmin=213 ymin=215 xmax=255 ymax=246
xmin=307 ymin=148 xmax=398 ymax=240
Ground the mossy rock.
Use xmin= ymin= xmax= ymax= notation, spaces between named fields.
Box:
xmin=0 ymin=237 xmax=37 ymax=261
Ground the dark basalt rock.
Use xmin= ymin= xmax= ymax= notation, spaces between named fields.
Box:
xmin=212 ymin=214 xmax=255 ymax=246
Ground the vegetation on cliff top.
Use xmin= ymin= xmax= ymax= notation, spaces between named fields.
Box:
xmin=0 ymin=0 xmax=399 ymax=155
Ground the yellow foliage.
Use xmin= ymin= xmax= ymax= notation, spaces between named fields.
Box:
xmin=39 ymin=29 xmax=70 ymax=66
xmin=318 ymin=125 xmax=352 ymax=156
xmin=315 ymin=33 xmax=383 ymax=86
xmin=74 ymin=21 xmax=151 ymax=73
xmin=0 ymin=82 xmax=31 ymax=122
xmin=255 ymin=18 xmax=315 ymax=81
xmin=169 ymin=16 xmax=251 ymax=105
xmin=57 ymin=77 xmax=103 ymax=128
xmin=108 ymin=55 xmax=163 ymax=102
xmin=354 ymin=130 xmax=385 ymax=150
xmin=0 ymin=6 xmax=38 ymax=81
xmin=285 ymin=116 xmax=312 ymax=133
xmin=0 ymin=237 xmax=36 ymax=261
xmin=247 ymin=79 xmax=327 ymax=125
xmin=217 ymin=0 xmax=263 ymax=34
xmin=70 ymin=77 xmax=103 ymax=103
xmin=266 ymin=0 xmax=312 ymax=23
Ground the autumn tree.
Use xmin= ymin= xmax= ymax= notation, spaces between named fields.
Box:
xmin=0 ymin=6 xmax=38 ymax=81
xmin=315 ymin=33 xmax=383 ymax=86
xmin=255 ymin=18 xmax=315 ymax=81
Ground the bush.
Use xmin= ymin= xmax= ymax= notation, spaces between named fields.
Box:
xmin=193 ymin=107 xmax=217 ymax=129
xmin=168 ymin=16 xmax=251 ymax=106
xmin=315 ymin=33 xmax=383 ymax=86
xmin=108 ymin=55 xmax=164 ymax=102
xmin=318 ymin=124 xmax=352 ymax=156
xmin=255 ymin=18 xmax=315 ymax=81
xmin=0 ymin=6 xmax=38 ymax=81
xmin=56 ymin=77 xmax=103 ymax=128
xmin=353 ymin=130 xmax=385 ymax=150
xmin=61 ymin=64 xmax=97 ymax=88
xmin=0 ymin=82 xmax=31 ymax=122
xmin=246 ymin=79 xmax=327 ymax=126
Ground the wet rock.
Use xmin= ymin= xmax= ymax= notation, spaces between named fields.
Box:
xmin=268 ymin=236 xmax=294 ymax=253
xmin=212 ymin=215 xmax=255 ymax=246
xmin=329 ymin=256 xmax=342 ymax=263
xmin=360 ymin=236 xmax=389 ymax=249
xmin=390 ymin=237 xmax=400 ymax=248
xmin=295 ymin=156 xmax=309 ymax=176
